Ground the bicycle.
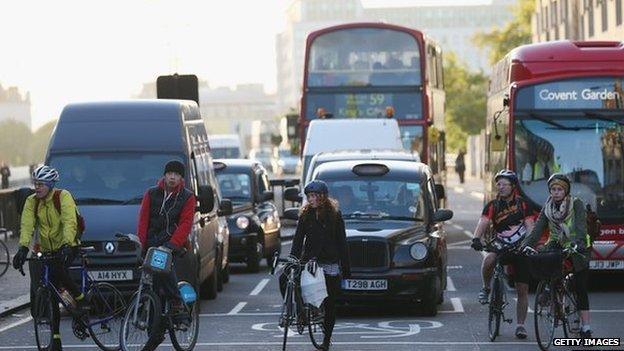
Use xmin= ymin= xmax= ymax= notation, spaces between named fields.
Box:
xmin=117 ymin=233 xmax=199 ymax=351
xmin=22 ymin=246 xmax=126 ymax=351
xmin=527 ymin=245 xmax=581 ymax=351
xmin=0 ymin=228 xmax=9 ymax=278
xmin=271 ymin=254 xmax=326 ymax=351
xmin=481 ymin=238 xmax=518 ymax=341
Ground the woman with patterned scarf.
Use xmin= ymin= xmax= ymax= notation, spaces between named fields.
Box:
xmin=521 ymin=173 xmax=593 ymax=338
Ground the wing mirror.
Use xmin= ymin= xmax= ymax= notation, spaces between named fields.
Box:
xmin=433 ymin=209 xmax=453 ymax=222
xmin=218 ymin=199 xmax=233 ymax=216
xmin=283 ymin=207 xmax=299 ymax=221
xmin=284 ymin=187 xmax=302 ymax=203
xmin=197 ymin=185 xmax=215 ymax=213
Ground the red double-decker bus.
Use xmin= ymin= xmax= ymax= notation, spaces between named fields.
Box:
xmin=300 ymin=23 xmax=446 ymax=183
xmin=484 ymin=41 xmax=624 ymax=272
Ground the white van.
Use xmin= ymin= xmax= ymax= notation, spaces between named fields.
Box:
xmin=209 ymin=134 xmax=244 ymax=159
xmin=301 ymin=119 xmax=403 ymax=182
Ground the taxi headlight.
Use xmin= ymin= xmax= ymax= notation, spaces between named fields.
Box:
xmin=236 ymin=216 xmax=250 ymax=230
xmin=409 ymin=243 xmax=428 ymax=261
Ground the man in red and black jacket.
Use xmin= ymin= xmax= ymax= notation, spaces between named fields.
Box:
xmin=137 ymin=160 xmax=196 ymax=347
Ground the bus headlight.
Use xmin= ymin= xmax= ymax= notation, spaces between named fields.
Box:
xmin=409 ymin=243 xmax=428 ymax=261
xmin=236 ymin=216 xmax=250 ymax=230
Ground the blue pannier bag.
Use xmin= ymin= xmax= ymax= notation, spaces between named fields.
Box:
xmin=178 ymin=281 xmax=197 ymax=304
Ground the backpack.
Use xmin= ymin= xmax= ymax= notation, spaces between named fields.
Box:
xmin=34 ymin=189 xmax=86 ymax=240
xmin=585 ymin=203 xmax=601 ymax=246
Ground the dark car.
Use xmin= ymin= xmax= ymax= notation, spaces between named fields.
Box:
xmin=214 ymin=159 xmax=282 ymax=272
xmin=46 ymin=100 xmax=232 ymax=300
xmin=287 ymin=159 xmax=452 ymax=315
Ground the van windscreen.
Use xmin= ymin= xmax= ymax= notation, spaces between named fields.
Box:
xmin=49 ymin=152 xmax=184 ymax=205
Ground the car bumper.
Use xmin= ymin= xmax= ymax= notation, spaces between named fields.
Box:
xmin=228 ymin=233 xmax=258 ymax=262
xmin=338 ymin=267 xmax=439 ymax=303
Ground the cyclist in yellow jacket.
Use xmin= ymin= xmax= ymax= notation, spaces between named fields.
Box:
xmin=12 ymin=165 xmax=83 ymax=351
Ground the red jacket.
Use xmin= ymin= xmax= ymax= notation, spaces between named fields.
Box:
xmin=137 ymin=178 xmax=196 ymax=249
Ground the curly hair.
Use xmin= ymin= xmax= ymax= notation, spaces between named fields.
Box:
xmin=299 ymin=193 xmax=339 ymax=220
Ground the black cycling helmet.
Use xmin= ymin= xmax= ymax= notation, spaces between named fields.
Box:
xmin=547 ymin=173 xmax=571 ymax=194
xmin=304 ymin=180 xmax=328 ymax=195
xmin=494 ymin=169 xmax=518 ymax=185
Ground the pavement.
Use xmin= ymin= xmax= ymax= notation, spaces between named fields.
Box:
xmin=0 ymin=231 xmax=30 ymax=318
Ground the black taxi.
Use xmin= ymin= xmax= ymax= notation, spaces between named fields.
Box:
xmin=214 ymin=159 xmax=282 ymax=272
xmin=291 ymin=159 xmax=452 ymax=315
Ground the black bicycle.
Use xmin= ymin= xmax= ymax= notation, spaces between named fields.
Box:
xmin=271 ymin=254 xmax=326 ymax=351
xmin=23 ymin=246 xmax=126 ymax=351
xmin=481 ymin=238 xmax=519 ymax=342
xmin=0 ymin=228 xmax=9 ymax=278
xmin=117 ymin=233 xmax=199 ymax=351
xmin=527 ymin=245 xmax=581 ymax=351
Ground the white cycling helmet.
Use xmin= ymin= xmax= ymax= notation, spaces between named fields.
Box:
xmin=32 ymin=165 xmax=60 ymax=182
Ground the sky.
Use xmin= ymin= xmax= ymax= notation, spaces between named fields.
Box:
xmin=0 ymin=0 xmax=492 ymax=130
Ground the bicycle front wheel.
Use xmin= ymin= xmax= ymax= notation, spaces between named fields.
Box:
xmin=86 ymin=282 xmax=126 ymax=351
xmin=169 ymin=300 xmax=200 ymax=351
xmin=33 ymin=287 xmax=55 ymax=351
xmin=307 ymin=304 xmax=326 ymax=349
xmin=534 ymin=281 xmax=556 ymax=350
xmin=120 ymin=290 xmax=161 ymax=351
xmin=562 ymin=277 xmax=581 ymax=338
xmin=0 ymin=241 xmax=9 ymax=277
xmin=488 ymin=277 xmax=502 ymax=341
xmin=281 ymin=285 xmax=294 ymax=351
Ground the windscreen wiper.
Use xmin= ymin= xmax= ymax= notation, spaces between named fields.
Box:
xmin=583 ymin=111 xmax=624 ymax=126
xmin=343 ymin=211 xmax=386 ymax=219
xmin=75 ymin=197 xmax=124 ymax=204
xmin=381 ymin=215 xmax=423 ymax=222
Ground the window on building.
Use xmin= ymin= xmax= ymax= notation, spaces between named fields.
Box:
xmin=601 ymin=0 xmax=608 ymax=32
xmin=617 ymin=0 xmax=622 ymax=26
xmin=588 ymin=0 xmax=594 ymax=37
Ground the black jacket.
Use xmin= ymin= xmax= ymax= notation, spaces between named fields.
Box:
xmin=291 ymin=209 xmax=350 ymax=276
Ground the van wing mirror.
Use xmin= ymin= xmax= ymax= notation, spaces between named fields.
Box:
xmin=283 ymin=207 xmax=299 ymax=221
xmin=197 ymin=185 xmax=215 ymax=213
xmin=433 ymin=209 xmax=453 ymax=222
xmin=434 ymin=184 xmax=446 ymax=200
xmin=284 ymin=187 xmax=302 ymax=203
xmin=218 ymin=199 xmax=233 ymax=216
xmin=259 ymin=191 xmax=274 ymax=202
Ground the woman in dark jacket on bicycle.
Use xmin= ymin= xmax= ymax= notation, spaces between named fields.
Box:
xmin=290 ymin=180 xmax=350 ymax=350
xmin=521 ymin=173 xmax=592 ymax=338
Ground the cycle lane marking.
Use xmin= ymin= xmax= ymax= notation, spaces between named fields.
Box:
xmin=250 ymin=278 xmax=270 ymax=296
xmin=228 ymin=302 xmax=248 ymax=315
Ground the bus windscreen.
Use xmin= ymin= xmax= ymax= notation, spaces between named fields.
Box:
xmin=308 ymin=28 xmax=422 ymax=87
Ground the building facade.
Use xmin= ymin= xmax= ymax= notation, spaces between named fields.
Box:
xmin=532 ymin=0 xmax=624 ymax=42
xmin=276 ymin=0 xmax=516 ymax=113
xmin=0 ymin=85 xmax=31 ymax=129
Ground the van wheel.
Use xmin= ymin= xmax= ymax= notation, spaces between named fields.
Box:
xmin=222 ymin=263 xmax=230 ymax=284
xmin=200 ymin=267 xmax=218 ymax=300
xmin=216 ymin=254 xmax=224 ymax=292
xmin=247 ymin=242 xmax=262 ymax=273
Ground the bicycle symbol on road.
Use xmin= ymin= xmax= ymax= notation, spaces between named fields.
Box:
xmin=252 ymin=320 xmax=443 ymax=339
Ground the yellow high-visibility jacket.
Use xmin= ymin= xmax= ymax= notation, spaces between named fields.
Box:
xmin=19 ymin=189 xmax=79 ymax=252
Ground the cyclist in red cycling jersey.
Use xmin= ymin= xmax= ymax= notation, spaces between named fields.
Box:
xmin=471 ymin=169 xmax=535 ymax=339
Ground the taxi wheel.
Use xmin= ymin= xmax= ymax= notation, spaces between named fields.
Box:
xmin=421 ymin=275 xmax=441 ymax=316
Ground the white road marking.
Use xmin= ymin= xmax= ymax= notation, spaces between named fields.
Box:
xmin=463 ymin=230 xmax=473 ymax=238
xmin=0 ymin=316 xmax=31 ymax=333
xmin=228 ymin=302 xmax=247 ymax=315
xmin=249 ymin=278 xmax=270 ymax=296
xmin=448 ymin=239 xmax=472 ymax=246
xmin=448 ymin=265 xmax=463 ymax=270
xmin=451 ymin=224 xmax=463 ymax=231
xmin=453 ymin=187 xmax=465 ymax=193
xmin=470 ymin=191 xmax=485 ymax=200
xmin=281 ymin=240 xmax=292 ymax=246
xmin=446 ymin=276 xmax=456 ymax=291
xmin=450 ymin=297 xmax=464 ymax=313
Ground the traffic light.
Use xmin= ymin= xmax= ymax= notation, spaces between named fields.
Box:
xmin=156 ymin=74 xmax=199 ymax=106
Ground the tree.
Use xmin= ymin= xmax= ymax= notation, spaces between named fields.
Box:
xmin=473 ymin=0 xmax=536 ymax=65
xmin=443 ymin=53 xmax=488 ymax=151
xmin=0 ymin=120 xmax=32 ymax=165
xmin=29 ymin=120 xmax=57 ymax=164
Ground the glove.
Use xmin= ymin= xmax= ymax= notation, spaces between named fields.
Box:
xmin=471 ymin=238 xmax=483 ymax=251
xmin=60 ymin=244 xmax=74 ymax=266
xmin=12 ymin=246 xmax=29 ymax=270
xmin=163 ymin=241 xmax=178 ymax=254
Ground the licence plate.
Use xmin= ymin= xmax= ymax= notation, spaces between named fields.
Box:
xmin=589 ymin=260 xmax=624 ymax=270
xmin=341 ymin=279 xmax=387 ymax=291
xmin=88 ymin=270 xmax=133 ymax=281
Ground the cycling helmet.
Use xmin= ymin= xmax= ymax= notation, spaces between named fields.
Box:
xmin=304 ymin=180 xmax=328 ymax=195
xmin=547 ymin=173 xmax=570 ymax=194
xmin=32 ymin=165 xmax=60 ymax=182
xmin=494 ymin=169 xmax=518 ymax=185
